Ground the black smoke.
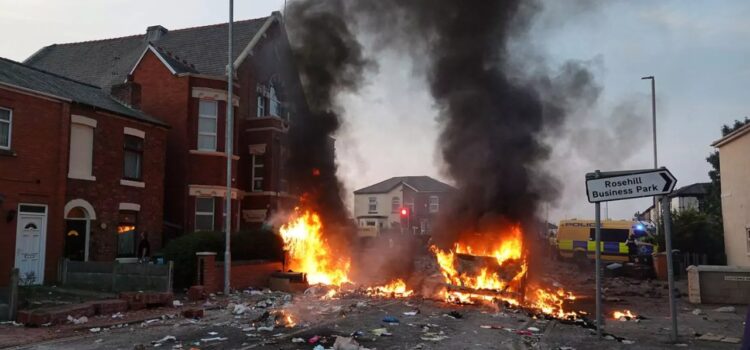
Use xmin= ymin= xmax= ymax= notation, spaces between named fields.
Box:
xmin=285 ymin=0 xmax=373 ymax=233
xmin=285 ymin=0 xmax=601 ymax=247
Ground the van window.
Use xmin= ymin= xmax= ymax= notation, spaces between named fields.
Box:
xmin=589 ymin=228 xmax=629 ymax=242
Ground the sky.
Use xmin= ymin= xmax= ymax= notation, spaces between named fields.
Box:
xmin=2 ymin=0 xmax=748 ymax=223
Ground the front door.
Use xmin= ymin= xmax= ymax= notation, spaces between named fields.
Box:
xmin=64 ymin=220 xmax=87 ymax=261
xmin=14 ymin=204 xmax=47 ymax=285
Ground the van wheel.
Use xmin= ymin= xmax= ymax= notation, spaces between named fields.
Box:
xmin=573 ymin=251 xmax=588 ymax=267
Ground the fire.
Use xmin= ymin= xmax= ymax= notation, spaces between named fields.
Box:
xmin=613 ymin=310 xmax=636 ymax=320
xmin=365 ymin=279 xmax=414 ymax=298
xmin=431 ymin=225 xmax=578 ymax=319
xmin=276 ymin=310 xmax=297 ymax=327
xmin=279 ymin=210 xmax=351 ymax=286
xmin=117 ymin=225 xmax=135 ymax=234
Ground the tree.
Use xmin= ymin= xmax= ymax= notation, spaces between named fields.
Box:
xmin=670 ymin=209 xmax=725 ymax=264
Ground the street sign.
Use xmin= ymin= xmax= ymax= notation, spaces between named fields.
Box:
xmin=585 ymin=168 xmax=676 ymax=203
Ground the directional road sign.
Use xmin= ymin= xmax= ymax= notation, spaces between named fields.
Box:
xmin=585 ymin=168 xmax=677 ymax=203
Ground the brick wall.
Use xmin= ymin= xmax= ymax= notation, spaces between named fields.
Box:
xmin=65 ymin=105 xmax=167 ymax=261
xmin=0 ymin=87 xmax=68 ymax=286
xmin=196 ymin=253 xmax=282 ymax=293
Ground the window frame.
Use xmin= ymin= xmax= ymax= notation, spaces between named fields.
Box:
xmin=195 ymin=197 xmax=215 ymax=232
xmin=256 ymin=95 xmax=266 ymax=117
xmin=197 ymin=99 xmax=218 ymax=151
xmin=251 ymin=154 xmax=264 ymax=192
xmin=269 ymin=86 xmax=281 ymax=117
xmin=0 ymin=107 xmax=12 ymax=150
xmin=391 ymin=197 xmax=401 ymax=213
xmin=122 ymin=135 xmax=144 ymax=181
xmin=368 ymin=197 xmax=377 ymax=213
xmin=429 ymin=195 xmax=440 ymax=213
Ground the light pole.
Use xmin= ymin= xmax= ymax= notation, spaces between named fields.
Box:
xmin=641 ymin=76 xmax=658 ymax=229
xmin=224 ymin=0 xmax=234 ymax=295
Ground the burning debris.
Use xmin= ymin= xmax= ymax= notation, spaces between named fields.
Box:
xmin=365 ymin=279 xmax=414 ymax=298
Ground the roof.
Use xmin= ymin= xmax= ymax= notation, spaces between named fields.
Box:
xmin=0 ymin=57 xmax=167 ymax=127
xmin=354 ymin=176 xmax=455 ymax=194
xmin=712 ymin=122 xmax=750 ymax=148
xmin=670 ymin=182 xmax=710 ymax=198
xmin=25 ymin=16 xmax=273 ymax=89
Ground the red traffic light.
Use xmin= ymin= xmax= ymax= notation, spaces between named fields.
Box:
xmin=400 ymin=208 xmax=408 ymax=217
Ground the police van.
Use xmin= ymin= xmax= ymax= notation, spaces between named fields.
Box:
xmin=556 ymin=219 xmax=653 ymax=263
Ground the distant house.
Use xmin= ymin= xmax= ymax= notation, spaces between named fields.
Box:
xmin=639 ymin=182 xmax=710 ymax=222
xmin=353 ymin=176 xmax=455 ymax=235
xmin=712 ymin=125 xmax=750 ymax=266
xmin=0 ymin=57 xmax=168 ymax=285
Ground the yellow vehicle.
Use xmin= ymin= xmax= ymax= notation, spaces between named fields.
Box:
xmin=556 ymin=219 xmax=653 ymax=263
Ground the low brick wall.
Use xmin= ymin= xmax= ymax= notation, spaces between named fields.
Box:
xmin=196 ymin=253 xmax=282 ymax=293
xmin=61 ymin=260 xmax=173 ymax=293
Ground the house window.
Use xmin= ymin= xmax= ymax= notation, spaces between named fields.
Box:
xmin=117 ymin=211 xmax=137 ymax=258
xmin=195 ymin=197 xmax=215 ymax=232
xmin=392 ymin=197 xmax=401 ymax=213
xmin=252 ymin=155 xmax=264 ymax=192
xmin=0 ymin=107 xmax=11 ymax=150
xmin=368 ymin=197 xmax=377 ymax=213
xmin=198 ymin=100 xmax=218 ymax=151
xmin=257 ymin=95 xmax=266 ymax=117
xmin=69 ymin=122 xmax=95 ymax=179
xmin=123 ymin=135 xmax=143 ymax=180
xmin=367 ymin=221 xmax=376 ymax=227
xmin=429 ymin=196 xmax=440 ymax=213
xmin=269 ymin=86 xmax=281 ymax=117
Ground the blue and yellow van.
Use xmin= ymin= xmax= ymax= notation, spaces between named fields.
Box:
xmin=556 ymin=219 xmax=653 ymax=263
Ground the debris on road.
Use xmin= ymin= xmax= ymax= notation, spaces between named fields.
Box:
xmin=151 ymin=335 xmax=177 ymax=346
xmin=371 ymin=327 xmax=392 ymax=336
xmin=67 ymin=315 xmax=88 ymax=324
xmin=382 ymin=315 xmax=399 ymax=324
xmin=691 ymin=309 xmax=703 ymax=315
xmin=89 ymin=327 xmax=101 ymax=333
xmin=333 ymin=336 xmax=369 ymax=350
xmin=714 ymin=306 xmax=735 ymax=313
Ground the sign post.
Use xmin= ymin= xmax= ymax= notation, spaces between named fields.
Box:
xmin=585 ymin=167 xmax=677 ymax=341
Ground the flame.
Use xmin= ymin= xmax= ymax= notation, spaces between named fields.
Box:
xmin=613 ymin=310 xmax=636 ymax=319
xmin=117 ymin=225 xmax=136 ymax=234
xmin=366 ymin=279 xmax=414 ymax=298
xmin=279 ymin=209 xmax=351 ymax=286
xmin=431 ymin=225 xmax=577 ymax=319
xmin=276 ymin=310 xmax=297 ymax=327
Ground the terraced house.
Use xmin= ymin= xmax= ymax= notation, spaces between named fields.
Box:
xmin=0 ymin=57 xmax=168 ymax=285
xmin=25 ymin=12 xmax=308 ymax=240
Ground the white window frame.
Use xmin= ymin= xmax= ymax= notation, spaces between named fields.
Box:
xmin=251 ymin=154 xmax=264 ymax=192
xmin=429 ymin=195 xmax=440 ymax=213
xmin=198 ymin=100 xmax=218 ymax=151
xmin=0 ymin=107 xmax=12 ymax=150
xmin=256 ymin=95 xmax=266 ymax=117
xmin=269 ymin=86 xmax=281 ymax=117
xmin=68 ymin=116 xmax=97 ymax=181
xmin=195 ymin=197 xmax=215 ymax=232
xmin=391 ymin=197 xmax=401 ymax=213
xmin=368 ymin=197 xmax=377 ymax=213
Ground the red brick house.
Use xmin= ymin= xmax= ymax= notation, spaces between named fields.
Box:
xmin=26 ymin=12 xmax=306 ymax=237
xmin=0 ymin=57 xmax=168 ymax=285
xmin=354 ymin=176 xmax=456 ymax=235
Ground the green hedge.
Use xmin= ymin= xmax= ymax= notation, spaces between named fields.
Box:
xmin=164 ymin=229 xmax=284 ymax=288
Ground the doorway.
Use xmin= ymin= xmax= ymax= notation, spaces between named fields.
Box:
xmin=14 ymin=204 xmax=48 ymax=285
xmin=64 ymin=219 xmax=87 ymax=261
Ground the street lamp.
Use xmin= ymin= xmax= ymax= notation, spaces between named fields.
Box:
xmin=641 ymin=76 xmax=658 ymax=230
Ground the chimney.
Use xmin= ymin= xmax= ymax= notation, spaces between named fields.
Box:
xmin=145 ymin=25 xmax=168 ymax=42
xmin=110 ymin=75 xmax=142 ymax=110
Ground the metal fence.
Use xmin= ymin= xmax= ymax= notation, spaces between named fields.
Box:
xmin=682 ymin=252 xmax=708 ymax=267
xmin=61 ymin=260 xmax=173 ymax=293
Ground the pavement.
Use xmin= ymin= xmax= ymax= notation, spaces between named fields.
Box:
xmin=0 ymin=260 xmax=745 ymax=349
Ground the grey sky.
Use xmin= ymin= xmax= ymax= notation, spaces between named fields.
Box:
xmin=2 ymin=1 xmax=747 ymax=224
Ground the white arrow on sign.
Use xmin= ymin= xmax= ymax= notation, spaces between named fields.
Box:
xmin=585 ymin=168 xmax=677 ymax=203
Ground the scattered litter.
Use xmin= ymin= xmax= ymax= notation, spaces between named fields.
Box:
xmin=292 ymin=338 xmax=305 ymax=343
xmin=151 ymin=335 xmax=177 ymax=346
xmin=173 ymin=300 xmax=183 ymax=307
xmin=313 ymin=345 xmax=325 ymax=350
xmin=622 ymin=340 xmax=635 ymax=344
xmin=371 ymin=328 xmax=392 ymax=336
xmin=250 ymin=290 xmax=263 ymax=296
xmin=527 ymin=327 xmax=540 ymax=332
xmin=232 ymin=304 xmax=248 ymax=315
xmin=208 ymin=331 xmax=218 ymax=336
xmin=308 ymin=335 xmax=321 ymax=343
xmin=514 ymin=330 xmax=533 ymax=336
xmin=257 ymin=326 xmax=274 ymax=332
xmin=200 ymin=337 xmax=227 ymax=342
xmin=383 ymin=316 xmax=399 ymax=324
xmin=40 ymin=322 xmax=52 ymax=327
xmin=604 ymin=335 xmax=615 ymax=341
xmin=720 ymin=337 xmax=741 ymax=344
xmin=333 ymin=336 xmax=369 ymax=350
xmin=697 ymin=333 xmax=725 ymax=341
xmin=446 ymin=311 xmax=463 ymax=319
xmin=674 ymin=344 xmax=688 ymax=347
xmin=480 ymin=325 xmax=503 ymax=329
xmin=558 ymin=347 xmax=576 ymax=350
xmin=714 ymin=306 xmax=735 ymax=313
xmin=111 ymin=312 xmax=125 ymax=319
xmin=606 ymin=263 xmax=623 ymax=270
xmin=421 ymin=334 xmax=448 ymax=341
xmin=89 ymin=327 xmax=101 ymax=333
xmin=94 ymin=339 xmax=103 ymax=343
xmin=691 ymin=309 xmax=703 ymax=315
xmin=67 ymin=315 xmax=88 ymax=325
xmin=242 ymin=327 xmax=255 ymax=332
xmin=403 ymin=310 xmax=420 ymax=316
